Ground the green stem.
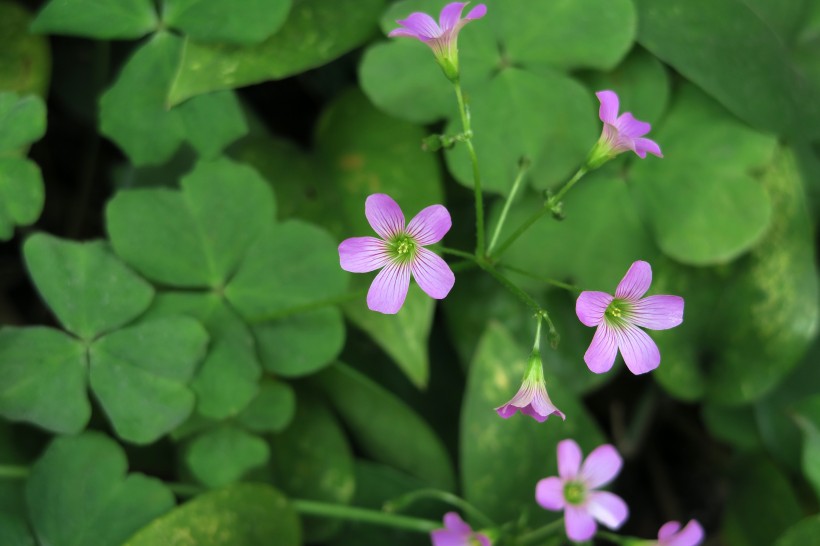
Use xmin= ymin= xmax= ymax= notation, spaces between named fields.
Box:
xmin=548 ymin=166 xmax=588 ymax=208
xmin=501 ymin=264 xmax=580 ymax=293
xmin=487 ymin=158 xmax=530 ymax=255
xmin=440 ymin=246 xmax=478 ymax=261
xmin=516 ymin=518 xmax=565 ymax=545
xmin=0 ymin=465 xmax=29 ymax=479
xmin=384 ymin=489 xmax=496 ymax=529
xmin=291 ymin=499 xmax=440 ymax=533
xmin=453 ymin=81 xmax=485 ymax=258
xmin=597 ymin=530 xmax=630 ymax=544
xmin=478 ymin=262 xmax=542 ymax=316
xmin=532 ymin=314 xmax=543 ymax=352
xmin=247 ymin=289 xmax=367 ymax=324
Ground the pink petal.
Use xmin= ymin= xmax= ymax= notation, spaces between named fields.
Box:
xmin=634 ymin=137 xmax=663 ymax=158
xmin=465 ymin=4 xmax=488 ymax=20
xmin=596 ymin=90 xmax=620 ymax=124
xmin=526 ymin=385 xmax=566 ymax=422
xmin=586 ymin=491 xmax=629 ymax=530
xmin=565 ymin=505 xmax=597 ymax=542
xmin=443 ymin=512 xmax=471 ymax=534
xmin=391 ymin=12 xmax=441 ymax=40
xmin=476 ymin=534 xmax=491 ymax=546
xmin=535 ymin=476 xmax=565 ymax=510
xmin=438 ymin=2 xmax=467 ymax=31
xmin=338 ymin=237 xmax=390 ymax=273
xmin=367 ymin=262 xmax=410 ymax=314
xmin=365 ymin=193 xmax=406 ymax=239
xmin=665 ymin=520 xmax=705 ymax=546
xmin=580 ymin=444 xmax=622 ymax=489
xmin=557 ymin=439 xmax=582 ymax=479
xmin=615 ymin=112 xmax=651 ymax=138
xmin=615 ymin=324 xmax=660 ymax=375
xmin=411 ymin=247 xmax=454 ymax=300
xmin=631 ymin=295 xmax=684 ymax=330
xmin=659 ymin=521 xmax=683 ymax=541
xmin=584 ymin=323 xmax=618 ymax=374
xmin=576 ymin=291 xmax=613 ymax=327
xmin=615 ymin=260 xmax=652 ymax=300
xmin=406 ymin=204 xmax=452 ymax=245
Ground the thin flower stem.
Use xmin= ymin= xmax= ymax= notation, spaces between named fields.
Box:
xmin=453 ymin=81 xmax=486 ymax=258
xmin=246 ymin=289 xmax=368 ymax=324
xmin=531 ymin=315 xmax=543 ymax=352
xmin=487 ymin=158 xmax=531 ymax=255
xmin=501 ymin=264 xmax=580 ymax=293
xmin=440 ymin=246 xmax=478 ymax=261
xmin=0 ymin=465 xmax=29 ymax=479
xmin=291 ymin=499 xmax=440 ymax=533
xmin=384 ymin=489 xmax=496 ymax=529
xmin=478 ymin=262 xmax=542 ymax=316
xmin=548 ymin=166 xmax=588 ymax=208
xmin=515 ymin=518 xmax=565 ymax=545
xmin=597 ymin=530 xmax=630 ymax=544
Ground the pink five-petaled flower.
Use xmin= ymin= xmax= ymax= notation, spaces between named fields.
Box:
xmin=338 ymin=193 xmax=455 ymax=315
xmin=586 ymin=90 xmax=662 ymax=169
xmin=654 ymin=520 xmax=705 ymax=546
xmin=576 ymin=260 xmax=684 ymax=375
xmin=389 ymin=2 xmax=487 ymax=81
xmin=430 ymin=512 xmax=491 ymax=546
xmin=495 ymin=351 xmax=565 ymax=422
xmin=536 ymin=439 xmax=628 ymax=542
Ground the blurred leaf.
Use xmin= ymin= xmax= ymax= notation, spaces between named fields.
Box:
xmin=26 ymin=432 xmax=174 ymax=546
xmin=168 ymin=0 xmax=384 ymax=104
xmin=23 ymin=233 xmax=154 ymax=341
xmin=186 ymin=425 xmax=269 ymax=488
xmin=0 ymin=327 xmax=88 ymax=434
xmin=272 ymin=394 xmax=355 ymax=542
xmin=99 ymin=33 xmax=247 ymax=165
xmin=0 ymin=2 xmax=50 ymax=95
xmin=793 ymin=394 xmax=820 ymax=499
xmin=313 ymin=364 xmax=456 ymax=490
xmin=461 ymin=322 xmax=604 ymax=525
xmin=31 ymin=0 xmax=157 ymax=39
xmin=742 ymin=0 xmax=809 ymax=43
xmin=707 ymin=147 xmax=819 ymax=404
xmin=0 ymin=481 xmax=34 ymax=546
xmin=107 ymin=157 xmax=274 ymax=287
xmin=628 ymin=85 xmax=776 ymax=265
xmin=0 ymin=158 xmax=44 ymax=240
xmin=701 ymin=403 xmax=762 ymax=450
xmin=237 ymin=379 xmax=295 ymax=433
xmin=775 ymin=515 xmax=820 ymax=546
xmin=124 ymin=483 xmax=300 ymax=546
xmin=164 ymin=0 xmax=292 ymax=45
xmin=0 ymin=92 xmax=46 ymax=153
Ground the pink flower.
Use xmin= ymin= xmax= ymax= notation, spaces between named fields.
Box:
xmin=586 ymin=90 xmax=662 ymax=169
xmin=430 ymin=512 xmax=491 ymax=546
xmin=495 ymin=351 xmax=564 ymax=422
xmin=576 ymin=260 xmax=684 ymax=375
xmin=536 ymin=439 xmax=628 ymax=542
xmin=655 ymin=520 xmax=704 ymax=546
xmin=339 ymin=194 xmax=455 ymax=314
xmin=388 ymin=2 xmax=487 ymax=81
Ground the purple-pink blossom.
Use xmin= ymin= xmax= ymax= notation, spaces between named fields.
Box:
xmin=339 ymin=193 xmax=455 ymax=314
xmin=655 ymin=520 xmax=705 ymax=546
xmin=430 ymin=512 xmax=491 ymax=546
xmin=576 ymin=260 xmax=684 ymax=375
xmin=536 ymin=439 xmax=628 ymax=542
xmin=389 ymin=2 xmax=487 ymax=80
xmin=495 ymin=351 xmax=564 ymax=422
xmin=586 ymin=90 xmax=662 ymax=168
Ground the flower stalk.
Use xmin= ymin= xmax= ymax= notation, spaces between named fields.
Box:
xmin=487 ymin=157 xmax=531 ymax=256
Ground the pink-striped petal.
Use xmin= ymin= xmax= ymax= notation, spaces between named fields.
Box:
xmin=465 ymin=3 xmax=487 ymax=20
xmin=634 ymin=137 xmax=663 ymax=158
xmin=438 ymin=2 xmax=467 ymax=31
xmin=365 ymin=194 xmax=405 ymax=239
xmin=632 ymin=295 xmax=684 ymax=330
xmin=565 ymin=505 xmax=597 ymax=542
xmin=615 ymin=260 xmax=652 ymax=300
xmin=338 ymin=237 xmax=390 ymax=273
xmin=580 ymin=444 xmax=622 ymax=488
xmin=586 ymin=491 xmax=628 ymax=530
xmin=526 ymin=385 xmax=566 ymax=422
xmin=411 ymin=247 xmax=454 ymax=300
xmin=576 ymin=291 xmax=613 ymax=327
xmin=535 ymin=476 xmax=565 ymax=510
xmin=659 ymin=521 xmax=682 ymax=541
xmin=367 ymin=262 xmax=411 ymax=314
xmin=557 ymin=439 xmax=582 ymax=479
xmin=442 ymin=512 xmax=471 ymax=534
xmin=390 ymin=12 xmax=441 ymax=40
xmin=615 ymin=112 xmax=651 ymax=138
xmin=664 ymin=519 xmax=705 ymax=546
xmin=596 ymin=90 xmax=620 ymax=124
xmin=615 ymin=324 xmax=660 ymax=375
xmin=584 ymin=323 xmax=618 ymax=374
xmin=406 ymin=204 xmax=452 ymax=245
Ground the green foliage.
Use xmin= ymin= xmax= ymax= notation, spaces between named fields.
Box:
xmin=0 ymin=2 xmax=50 ymax=96
xmin=163 ymin=0 xmax=292 ymax=45
xmin=775 ymin=516 xmax=820 ymax=546
xmin=186 ymin=425 xmax=270 ymax=488
xmin=31 ymin=0 xmax=158 ymax=40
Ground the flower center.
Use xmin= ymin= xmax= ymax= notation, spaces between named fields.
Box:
xmin=604 ymin=298 xmax=630 ymax=326
xmin=563 ymin=481 xmax=586 ymax=505
xmin=389 ymin=234 xmax=417 ymax=263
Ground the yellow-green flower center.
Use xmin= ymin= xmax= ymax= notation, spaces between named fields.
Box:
xmin=564 ymin=481 xmax=586 ymax=505
xmin=389 ymin=234 xmax=417 ymax=263
xmin=605 ymin=298 xmax=630 ymax=326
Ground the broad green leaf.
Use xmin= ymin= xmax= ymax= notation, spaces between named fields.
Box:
xmin=26 ymin=432 xmax=175 ymax=546
xmin=0 ymin=327 xmax=88 ymax=434
xmin=0 ymin=2 xmax=51 ymax=95
xmin=701 ymin=404 xmax=761 ymax=450
xmin=254 ymin=308 xmax=345 ymax=377
xmin=0 ymin=481 xmax=34 ymax=546
xmin=793 ymin=395 xmax=820 ymax=498
xmin=628 ymin=85 xmax=776 ymax=265
xmin=742 ymin=0 xmax=809 ymax=43
xmin=168 ymin=0 xmax=384 ymax=105
xmin=225 ymin=221 xmax=348 ymax=320
xmin=124 ymin=483 xmax=300 ymax=546
xmin=89 ymin=316 xmax=208 ymax=444
xmin=722 ymin=456 xmax=802 ymax=546
xmin=313 ymin=364 xmax=455 ymax=490
xmin=272 ymin=394 xmax=355 ymax=542
xmin=237 ymin=379 xmax=295 ymax=433
xmin=0 ymin=93 xmax=46 ymax=153
xmin=24 ymin=233 xmax=154 ymax=341
xmin=343 ymin=282 xmax=433 ymax=388
xmin=0 ymin=158 xmax=44 ymax=240
xmin=31 ymin=0 xmax=157 ymax=39
xmin=706 ymin=147 xmax=819 ymax=404
xmin=164 ymin=0 xmax=292 ymax=45
xmin=775 ymin=516 xmax=820 ymax=546
xmin=635 ymin=0 xmax=805 ymax=136
xmin=107 ymin=156 xmax=275 ymax=287
xmin=186 ymin=425 xmax=269 ymax=488
xmin=99 ymin=33 xmax=247 ymax=165
xmin=461 ymin=322 xmax=604 ymax=525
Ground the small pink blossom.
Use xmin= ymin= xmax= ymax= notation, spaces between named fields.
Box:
xmin=655 ymin=520 xmax=705 ymax=546
xmin=339 ymin=194 xmax=455 ymax=314
xmin=430 ymin=512 xmax=491 ymax=546
xmin=536 ymin=439 xmax=628 ymax=542
xmin=576 ymin=260 xmax=684 ymax=375
xmin=495 ymin=352 xmax=564 ymax=422
xmin=586 ymin=90 xmax=662 ymax=168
